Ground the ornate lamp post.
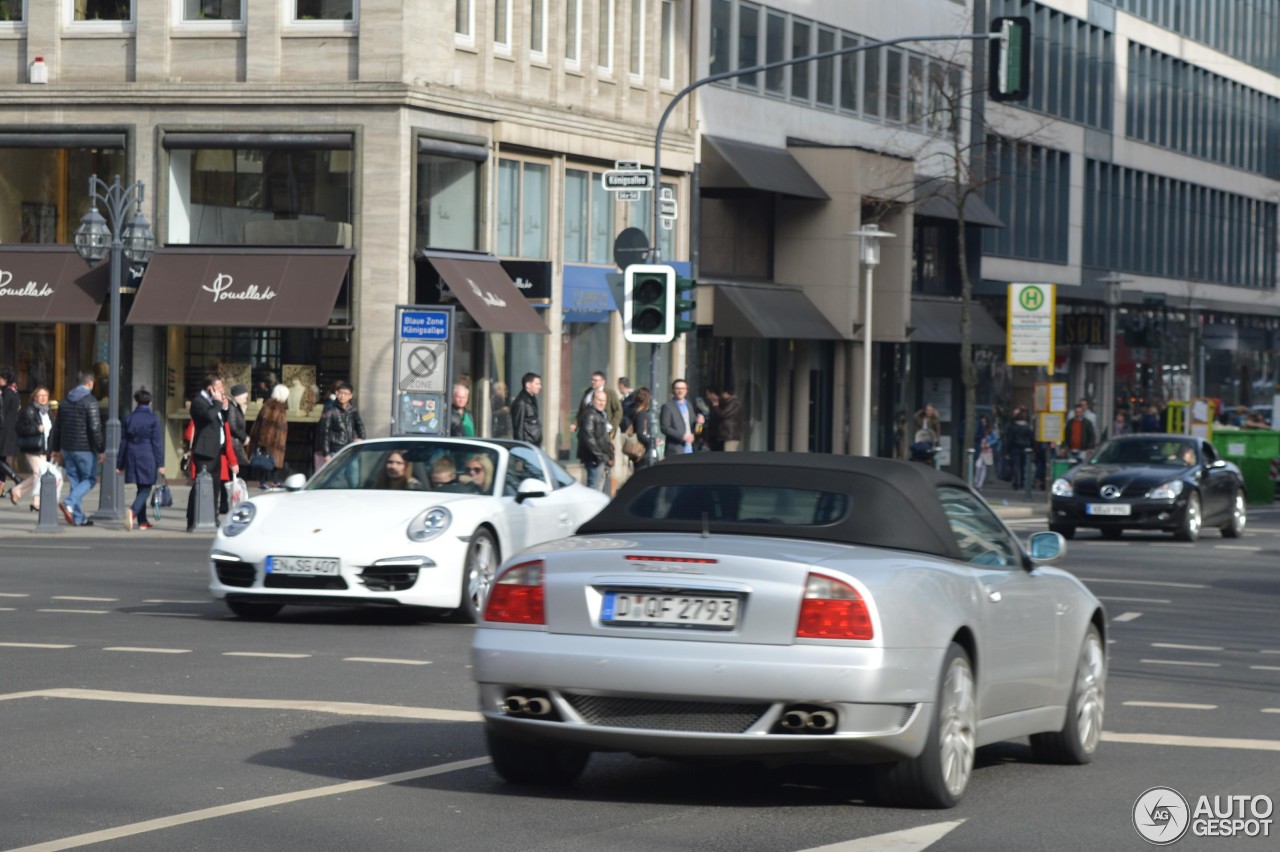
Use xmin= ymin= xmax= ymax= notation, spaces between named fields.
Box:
xmin=74 ymin=175 xmax=155 ymax=521
xmin=851 ymin=224 xmax=895 ymax=457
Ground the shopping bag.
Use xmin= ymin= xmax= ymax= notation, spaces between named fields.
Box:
xmin=226 ymin=477 xmax=249 ymax=508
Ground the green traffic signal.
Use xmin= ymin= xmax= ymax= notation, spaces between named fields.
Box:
xmin=674 ymin=276 xmax=697 ymax=335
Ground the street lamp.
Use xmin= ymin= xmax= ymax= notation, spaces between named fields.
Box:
xmin=74 ymin=175 xmax=155 ymax=521
xmin=851 ymin=224 xmax=894 ymax=457
xmin=1098 ymin=272 xmax=1131 ymax=440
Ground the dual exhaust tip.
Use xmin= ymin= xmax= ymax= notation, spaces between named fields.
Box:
xmin=502 ymin=693 xmax=554 ymax=717
xmin=779 ymin=706 xmax=837 ymax=733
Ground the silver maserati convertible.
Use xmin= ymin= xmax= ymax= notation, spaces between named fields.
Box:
xmin=471 ymin=454 xmax=1106 ymax=808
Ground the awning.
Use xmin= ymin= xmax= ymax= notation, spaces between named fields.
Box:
xmin=713 ymin=283 xmax=843 ymax=340
xmin=701 ymin=136 xmax=830 ymax=200
xmin=0 ymin=247 xmax=109 ymax=323
xmin=914 ymin=177 xmax=1004 ymax=228
xmin=909 ymin=298 xmax=1006 ymax=346
xmin=562 ymin=265 xmax=618 ymax=323
xmin=421 ymin=252 xmax=549 ymax=334
xmin=126 ymin=248 xmax=352 ymax=327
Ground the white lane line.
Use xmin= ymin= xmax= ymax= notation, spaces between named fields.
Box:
xmin=795 ymin=821 xmax=966 ymax=852
xmin=0 ymin=607 xmax=15 ymax=611
xmin=36 ymin=609 xmax=109 ymax=615
xmin=1214 ymin=545 xmax=1262 ymax=551
xmin=1 ymin=545 xmax=91 ymax=550
xmin=1251 ymin=665 xmax=1280 ymax=672
xmin=1262 ymin=650 xmax=1280 ymax=655
xmin=0 ymin=688 xmax=481 ymax=721
xmin=1098 ymin=596 xmax=1172 ymax=604
xmin=1150 ymin=543 xmax=1196 ymax=548
xmin=1123 ymin=701 xmax=1217 ymax=710
xmin=0 ymin=642 xmax=75 ymax=649
xmin=142 ymin=599 xmax=206 ymax=604
xmin=1103 ymin=731 xmax=1280 ymax=752
xmin=131 ymin=612 xmax=203 ymax=618
xmin=343 ymin=656 xmax=432 ymax=666
xmin=1112 ymin=612 xmax=1143 ymax=622
xmin=1140 ymin=659 xmax=1221 ymax=667
xmin=224 ymin=652 xmax=312 ymax=659
xmin=4 ymin=756 xmax=491 ymax=852
xmin=103 ymin=647 xmax=193 ymax=655
xmin=0 ymin=592 xmax=31 ymax=597
xmin=1152 ymin=643 xmax=1224 ymax=651
xmin=51 ymin=596 xmax=118 ymax=602
xmin=1081 ymin=578 xmax=1207 ymax=589
xmin=1263 ymin=708 xmax=1280 ymax=714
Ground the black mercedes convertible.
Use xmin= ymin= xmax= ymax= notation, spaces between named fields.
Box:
xmin=1048 ymin=435 xmax=1246 ymax=541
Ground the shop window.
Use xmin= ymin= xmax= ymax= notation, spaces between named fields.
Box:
xmin=167 ymin=145 xmax=353 ymax=246
xmin=176 ymin=0 xmax=243 ymax=24
xmin=417 ymin=151 xmax=481 ymax=252
xmin=558 ymin=321 xmax=611 ymax=461
xmin=496 ymin=158 xmax=549 ymax=259
xmin=0 ymin=145 xmax=125 ymax=245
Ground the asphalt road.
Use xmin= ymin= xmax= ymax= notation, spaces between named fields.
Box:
xmin=2 ymin=508 xmax=1279 ymax=851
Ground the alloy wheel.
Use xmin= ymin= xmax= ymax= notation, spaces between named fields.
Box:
xmin=1074 ymin=632 xmax=1106 ymax=754
xmin=938 ymin=656 xmax=977 ymax=797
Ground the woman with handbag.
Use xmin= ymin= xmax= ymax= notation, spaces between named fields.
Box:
xmin=627 ymin=388 xmax=657 ymax=471
xmin=9 ymin=385 xmax=57 ymax=512
xmin=118 ymin=389 xmax=164 ymax=530
xmin=248 ymin=384 xmax=290 ymax=489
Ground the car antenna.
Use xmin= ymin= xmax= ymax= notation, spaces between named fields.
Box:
xmin=701 ymin=511 xmax=710 ymax=539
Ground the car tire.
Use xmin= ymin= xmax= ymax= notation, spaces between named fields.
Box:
xmin=486 ymin=727 xmax=589 ymax=786
xmin=445 ymin=528 xmax=500 ymax=624
xmin=1220 ymin=490 xmax=1247 ymax=538
xmin=1100 ymin=527 xmax=1123 ymax=540
xmin=1174 ymin=493 xmax=1201 ymax=542
xmin=1049 ymin=524 xmax=1075 ymax=540
xmin=875 ymin=643 xmax=975 ymax=809
xmin=1030 ymin=624 xmax=1105 ymax=765
xmin=225 ymin=600 xmax=283 ymax=620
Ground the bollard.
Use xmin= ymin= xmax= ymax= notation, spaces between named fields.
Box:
xmin=965 ymin=447 xmax=976 ymax=487
xmin=1024 ymin=448 xmax=1034 ymax=500
xmin=191 ymin=469 xmax=218 ymax=532
xmin=35 ymin=469 xmax=61 ymax=532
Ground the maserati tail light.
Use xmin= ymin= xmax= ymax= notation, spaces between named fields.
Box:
xmin=483 ymin=560 xmax=545 ymax=625
xmin=796 ymin=573 xmax=873 ymax=640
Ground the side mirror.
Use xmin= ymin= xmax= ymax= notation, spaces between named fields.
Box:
xmin=283 ymin=473 xmax=307 ymax=492
xmin=1027 ymin=531 xmax=1065 ymax=565
xmin=515 ymin=478 xmax=550 ymax=503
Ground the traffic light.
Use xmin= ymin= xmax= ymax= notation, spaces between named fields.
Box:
xmin=989 ymin=16 xmax=1031 ymax=102
xmin=624 ymin=264 xmax=676 ymax=343
xmin=674 ymin=276 xmax=697 ymax=336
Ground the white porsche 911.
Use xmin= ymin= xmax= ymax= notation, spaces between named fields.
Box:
xmin=208 ymin=438 xmax=610 ymax=621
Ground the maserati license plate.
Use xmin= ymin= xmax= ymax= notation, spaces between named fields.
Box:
xmin=266 ymin=556 xmax=340 ymax=575
xmin=1086 ymin=503 xmax=1131 ymax=516
xmin=601 ymin=592 xmax=739 ymax=629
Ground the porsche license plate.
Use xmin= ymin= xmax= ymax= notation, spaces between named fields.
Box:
xmin=601 ymin=592 xmax=739 ymax=629
xmin=266 ymin=556 xmax=339 ymax=575
xmin=1086 ymin=503 xmax=1131 ymax=516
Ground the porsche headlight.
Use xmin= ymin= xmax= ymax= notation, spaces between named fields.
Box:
xmin=223 ymin=502 xmax=257 ymax=537
xmin=407 ymin=506 xmax=452 ymax=542
xmin=1147 ymin=480 xmax=1184 ymax=500
xmin=1051 ymin=478 xmax=1073 ymax=497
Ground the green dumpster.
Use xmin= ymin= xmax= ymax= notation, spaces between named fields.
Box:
xmin=1212 ymin=430 xmax=1280 ymax=504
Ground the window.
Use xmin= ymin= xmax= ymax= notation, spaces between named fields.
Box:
xmin=737 ymin=3 xmax=760 ymax=89
xmin=790 ymin=18 xmax=810 ymax=101
xmin=496 ymin=158 xmax=549 ymax=259
xmin=862 ymin=46 xmax=880 ymax=118
xmin=564 ymin=0 xmax=580 ymax=65
xmin=839 ymin=33 xmax=858 ymax=112
xmin=629 ymin=0 xmax=644 ymax=78
xmin=0 ymin=0 xmax=25 ymax=23
xmin=563 ymin=168 xmax=622 ymax=265
xmin=598 ymin=0 xmax=614 ymax=73
xmin=494 ymin=0 xmax=511 ymax=50
xmin=0 ymin=141 xmax=125 ymax=245
xmin=937 ymin=488 xmax=1020 ymax=567
xmin=174 ymin=0 xmax=242 ymax=24
xmin=764 ymin=11 xmax=784 ymax=94
xmin=530 ymin=0 xmax=546 ymax=58
xmin=504 ymin=446 xmax=548 ymax=496
xmin=815 ymin=26 xmax=835 ymax=108
xmin=68 ymin=0 xmax=132 ymax=25
xmin=416 ymin=147 xmax=482 ymax=252
xmin=291 ymin=0 xmax=355 ymax=22
xmin=454 ymin=0 xmax=472 ymax=40
xmin=659 ymin=0 xmax=674 ymax=83
xmin=885 ymin=49 xmax=903 ymax=122
xmin=709 ymin=0 xmax=730 ymax=75
xmin=907 ymin=55 xmax=924 ymax=125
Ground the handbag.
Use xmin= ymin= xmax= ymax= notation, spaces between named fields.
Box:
xmin=152 ymin=474 xmax=173 ymax=510
xmin=249 ymin=446 xmax=275 ymax=474
xmin=622 ymin=426 xmax=647 ymax=463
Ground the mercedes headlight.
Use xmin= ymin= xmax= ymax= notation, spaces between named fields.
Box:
xmin=1147 ymin=480 xmax=1184 ymax=500
xmin=223 ymin=502 xmax=257 ymax=537
xmin=407 ymin=506 xmax=452 ymax=542
xmin=1051 ymin=478 xmax=1073 ymax=497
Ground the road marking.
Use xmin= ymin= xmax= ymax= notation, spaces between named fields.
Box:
xmin=1262 ymin=650 xmax=1280 ymax=655
xmin=224 ymin=652 xmax=312 ymax=659
xmin=0 ymin=642 xmax=75 ymax=649
xmin=0 ymin=688 xmax=481 ymax=721
xmin=1152 ymin=643 xmax=1224 ymax=651
xmin=795 ymin=821 xmax=966 ymax=851
xmin=0 ymin=592 xmax=31 ymax=597
xmin=1112 ymin=612 xmax=1143 ymax=622
xmin=0 ymin=607 xmax=15 ymax=611
xmin=131 ymin=612 xmax=203 ymax=618
xmin=1140 ymin=659 xmax=1221 ymax=667
xmin=103 ymin=647 xmax=193 ymax=654
xmin=1251 ymin=665 xmax=1280 ymax=672
xmin=1123 ymin=701 xmax=1217 ymax=710
xmin=143 ymin=599 xmax=206 ymax=604
xmin=51 ymin=596 xmax=118 ymax=602
xmin=1098 ymin=596 xmax=1171 ymax=604
xmin=343 ymin=656 xmax=432 ymax=666
xmin=36 ymin=609 xmax=109 ymax=615
xmin=1214 ymin=545 xmax=1262 ymax=551
xmin=1150 ymin=543 xmax=1195 ymax=548
xmin=3 ymin=756 xmax=492 ymax=852
xmin=1081 ymin=578 xmax=1207 ymax=589
xmin=1104 ymin=731 xmax=1280 ymax=752
xmin=0 ymin=544 xmax=91 ymax=549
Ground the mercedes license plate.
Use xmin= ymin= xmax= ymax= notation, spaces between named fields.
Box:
xmin=266 ymin=556 xmax=340 ymax=575
xmin=1086 ymin=503 xmax=1131 ymax=516
xmin=601 ymin=592 xmax=739 ymax=629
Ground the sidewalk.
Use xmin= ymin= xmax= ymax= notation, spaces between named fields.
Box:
xmin=974 ymin=475 xmax=1051 ymax=519
xmin=0 ymin=480 xmax=214 ymax=539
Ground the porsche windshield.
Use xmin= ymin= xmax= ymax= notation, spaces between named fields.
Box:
xmin=308 ymin=443 xmax=500 ymax=494
xmin=1090 ymin=439 xmax=1198 ymax=467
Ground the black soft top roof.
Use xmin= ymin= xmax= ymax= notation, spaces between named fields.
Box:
xmin=578 ymin=453 xmax=968 ymax=560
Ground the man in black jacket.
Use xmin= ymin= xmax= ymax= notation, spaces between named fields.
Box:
xmin=319 ymin=382 xmax=366 ymax=463
xmin=510 ymin=372 xmax=542 ymax=447
xmin=186 ymin=373 xmax=229 ymax=531
xmin=50 ymin=371 xmax=104 ymax=526
xmin=577 ymin=389 xmax=612 ymax=492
